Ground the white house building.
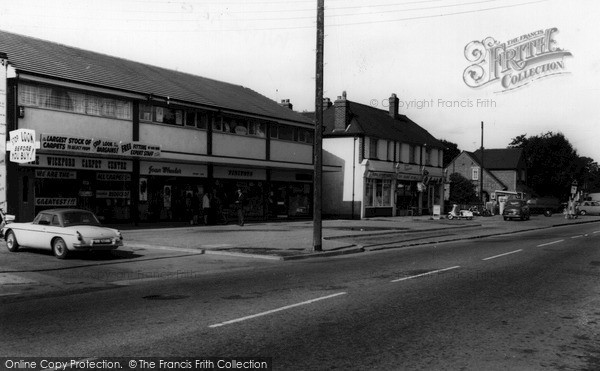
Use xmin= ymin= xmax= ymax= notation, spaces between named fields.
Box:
xmin=322 ymin=92 xmax=445 ymax=219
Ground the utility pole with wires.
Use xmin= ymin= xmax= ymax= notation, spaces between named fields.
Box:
xmin=480 ymin=121 xmax=485 ymax=206
xmin=312 ymin=0 xmax=324 ymax=252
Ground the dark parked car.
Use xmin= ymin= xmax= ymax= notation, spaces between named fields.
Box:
xmin=503 ymin=199 xmax=530 ymax=221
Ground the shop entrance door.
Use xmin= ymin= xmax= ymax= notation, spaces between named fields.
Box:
xmin=18 ymin=170 xmax=36 ymax=221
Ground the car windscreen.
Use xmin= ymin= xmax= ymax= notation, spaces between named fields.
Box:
xmin=62 ymin=212 xmax=101 ymax=226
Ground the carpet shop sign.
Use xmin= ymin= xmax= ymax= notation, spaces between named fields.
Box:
xmin=463 ymin=27 xmax=572 ymax=91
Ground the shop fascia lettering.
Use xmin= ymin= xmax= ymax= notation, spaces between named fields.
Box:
xmin=24 ymin=154 xmax=132 ymax=172
xmin=148 ymin=165 xmax=182 ymax=175
xmin=40 ymin=133 xmax=161 ymax=158
xmin=140 ymin=161 xmax=207 ymax=178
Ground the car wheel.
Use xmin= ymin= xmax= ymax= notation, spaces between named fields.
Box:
xmin=544 ymin=210 xmax=552 ymax=217
xmin=53 ymin=238 xmax=69 ymax=259
xmin=580 ymin=210 xmax=587 ymax=216
xmin=6 ymin=231 xmax=19 ymax=252
xmin=447 ymin=214 xmax=454 ymax=220
xmin=504 ymin=217 xmax=508 ymax=221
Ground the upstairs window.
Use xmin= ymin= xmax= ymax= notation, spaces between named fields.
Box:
xmin=369 ymin=138 xmax=378 ymax=159
xmin=19 ymin=83 xmax=132 ymax=120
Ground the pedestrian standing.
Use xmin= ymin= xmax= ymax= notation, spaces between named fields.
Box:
xmin=192 ymin=191 xmax=200 ymax=225
xmin=235 ymin=188 xmax=245 ymax=226
xmin=203 ymin=191 xmax=211 ymax=225
xmin=213 ymin=189 xmax=228 ymax=225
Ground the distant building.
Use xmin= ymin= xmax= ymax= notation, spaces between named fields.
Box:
xmin=322 ymin=92 xmax=445 ymax=218
xmin=0 ymin=30 xmax=323 ymax=223
xmin=444 ymin=148 xmax=529 ymax=201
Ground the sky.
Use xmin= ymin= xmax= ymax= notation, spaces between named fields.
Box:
xmin=0 ymin=0 xmax=598 ymax=161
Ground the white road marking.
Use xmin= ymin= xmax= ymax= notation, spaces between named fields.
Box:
xmin=482 ymin=249 xmax=523 ymax=261
xmin=571 ymin=235 xmax=584 ymax=239
xmin=209 ymin=292 xmax=347 ymax=328
xmin=537 ymin=239 xmax=564 ymax=247
xmin=593 ymin=231 xmax=600 ymax=234
xmin=391 ymin=266 xmax=461 ymax=283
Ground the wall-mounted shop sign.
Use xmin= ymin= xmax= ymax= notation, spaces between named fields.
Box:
xmin=7 ymin=129 xmax=40 ymax=163
xmin=120 ymin=142 xmax=161 ymax=158
xmin=41 ymin=134 xmax=93 ymax=152
xmin=367 ymin=171 xmax=395 ymax=180
xmin=92 ymin=139 xmax=120 ymax=154
xmin=140 ymin=161 xmax=207 ymax=178
xmin=22 ymin=154 xmax=132 ymax=172
xmin=35 ymin=198 xmax=77 ymax=207
xmin=214 ymin=166 xmax=266 ymax=180
xmin=396 ymin=173 xmax=422 ymax=181
xmin=96 ymin=190 xmax=131 ymax=199
xmin=96 ymin=173 xmax=132 ymax=182
xmin=40 ymin=133 xmax=161 ymax=158
xmin=35 ymin=169 xmax=77 ymax=179
xmin=271 ymin=170 xmax=313 ymax=183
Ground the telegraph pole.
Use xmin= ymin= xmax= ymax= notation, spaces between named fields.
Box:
xmin=480 ymin=121 xmax=484 ymax=205
xmin=312 ymin=0 xmax=324 ymax=251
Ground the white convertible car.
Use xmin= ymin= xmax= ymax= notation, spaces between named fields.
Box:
xmin=3 ymin=208 xmax=123 ymax=259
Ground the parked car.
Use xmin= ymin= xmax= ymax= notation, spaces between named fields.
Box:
xmin=2 ymin=209 xmax=123 ymax=259
xmin=577 ymin=201 xmax=600 ymax=216
xmin=503 ymin=199 xmax=530 ymax=221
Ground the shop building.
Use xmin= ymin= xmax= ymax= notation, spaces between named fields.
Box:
xmin=322 ymin=92 xmax=445 ymax=219
xmin=0 ymin=31 xmax=322 ymax=223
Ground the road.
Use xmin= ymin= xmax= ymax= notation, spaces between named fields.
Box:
xmin=2 ymin=223 xmax=600 ymax=370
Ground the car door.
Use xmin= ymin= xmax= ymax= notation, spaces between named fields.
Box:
xmin=18 ymin=212 xmax=53 ymax=249
xmin=591 ymin=201 xmax=600 ymax=215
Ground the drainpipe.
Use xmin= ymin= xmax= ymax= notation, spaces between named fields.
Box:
xmin=351 ymin=136 xmax=356 ymax=219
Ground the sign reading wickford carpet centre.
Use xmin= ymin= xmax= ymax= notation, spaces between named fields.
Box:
xmin=463 ymin=27 xmax=572 ymax=91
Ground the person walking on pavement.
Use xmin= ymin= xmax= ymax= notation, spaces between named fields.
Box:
xmin=202 ymin=191 xmax=211 ymax=225
xmin=235 ymin=188 xmax=245 ymax=226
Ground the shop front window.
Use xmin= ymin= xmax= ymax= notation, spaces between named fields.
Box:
xmin=366 ymin=178 xmax=392 ymax=207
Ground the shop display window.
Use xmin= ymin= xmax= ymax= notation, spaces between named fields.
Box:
xmin=365 ymin=178 xmax=392 ymax=207
xmin=33 ymin=170 xmax=132 ymax=223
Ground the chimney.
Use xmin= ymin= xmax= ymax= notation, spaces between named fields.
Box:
xmin=389 ymin=93 xmax=399 ymax=119
xmin=279 ymin=99 xmax=293 ymax=110
xmin=333 ymin=91 xmax=348 ymax=132
xmin=323 ymin=97 xmax=332 ymax=111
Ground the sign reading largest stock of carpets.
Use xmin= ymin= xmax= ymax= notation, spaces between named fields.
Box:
xmin=40 ymin=134 xmax=161 ymax=158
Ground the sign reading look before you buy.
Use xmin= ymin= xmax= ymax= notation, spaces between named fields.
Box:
xmin=7 ymin=129 xmax=40 ymax=163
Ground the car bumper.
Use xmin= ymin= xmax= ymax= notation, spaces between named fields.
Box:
xmin=73 ymin=240 xmax=123 ymax=250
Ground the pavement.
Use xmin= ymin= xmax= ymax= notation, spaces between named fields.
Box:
xmin=120 ymin=213 xmax=600 ymax=261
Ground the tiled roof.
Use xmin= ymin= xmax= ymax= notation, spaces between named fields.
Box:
xmin=322 ymin=100 xmax=443 ymax=148
xmin=470 ymin=148 xmax=524 ymax=169
xmin=0 ymin=30 xmax=312 ymax=124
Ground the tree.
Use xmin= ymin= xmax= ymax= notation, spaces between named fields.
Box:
xmin=509 ymin=131 xmax=583 ymax=200
xmin=440 ymin=139 xmax=461 ymax=168
xmin=448 ymin=172 xmax=477 ymax=204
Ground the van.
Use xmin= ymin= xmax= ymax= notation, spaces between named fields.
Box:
xmin=526 ymin=197 xmax=561 ymax=215
xmin=585 ymin=193 xmax=600 ymax=202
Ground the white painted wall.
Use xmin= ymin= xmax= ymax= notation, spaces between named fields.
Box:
xmin=212 ymin=132 xmax=265 ymax=159
xmin=140 ymin=123 xmax=208 ymax=154
xmin=271 ymin=140 xmax=312 ymax=164
xmin=323 ymin=137 xmax=364 ymax=217
xmin=20 ymin=107 xmax=132 ymax=141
